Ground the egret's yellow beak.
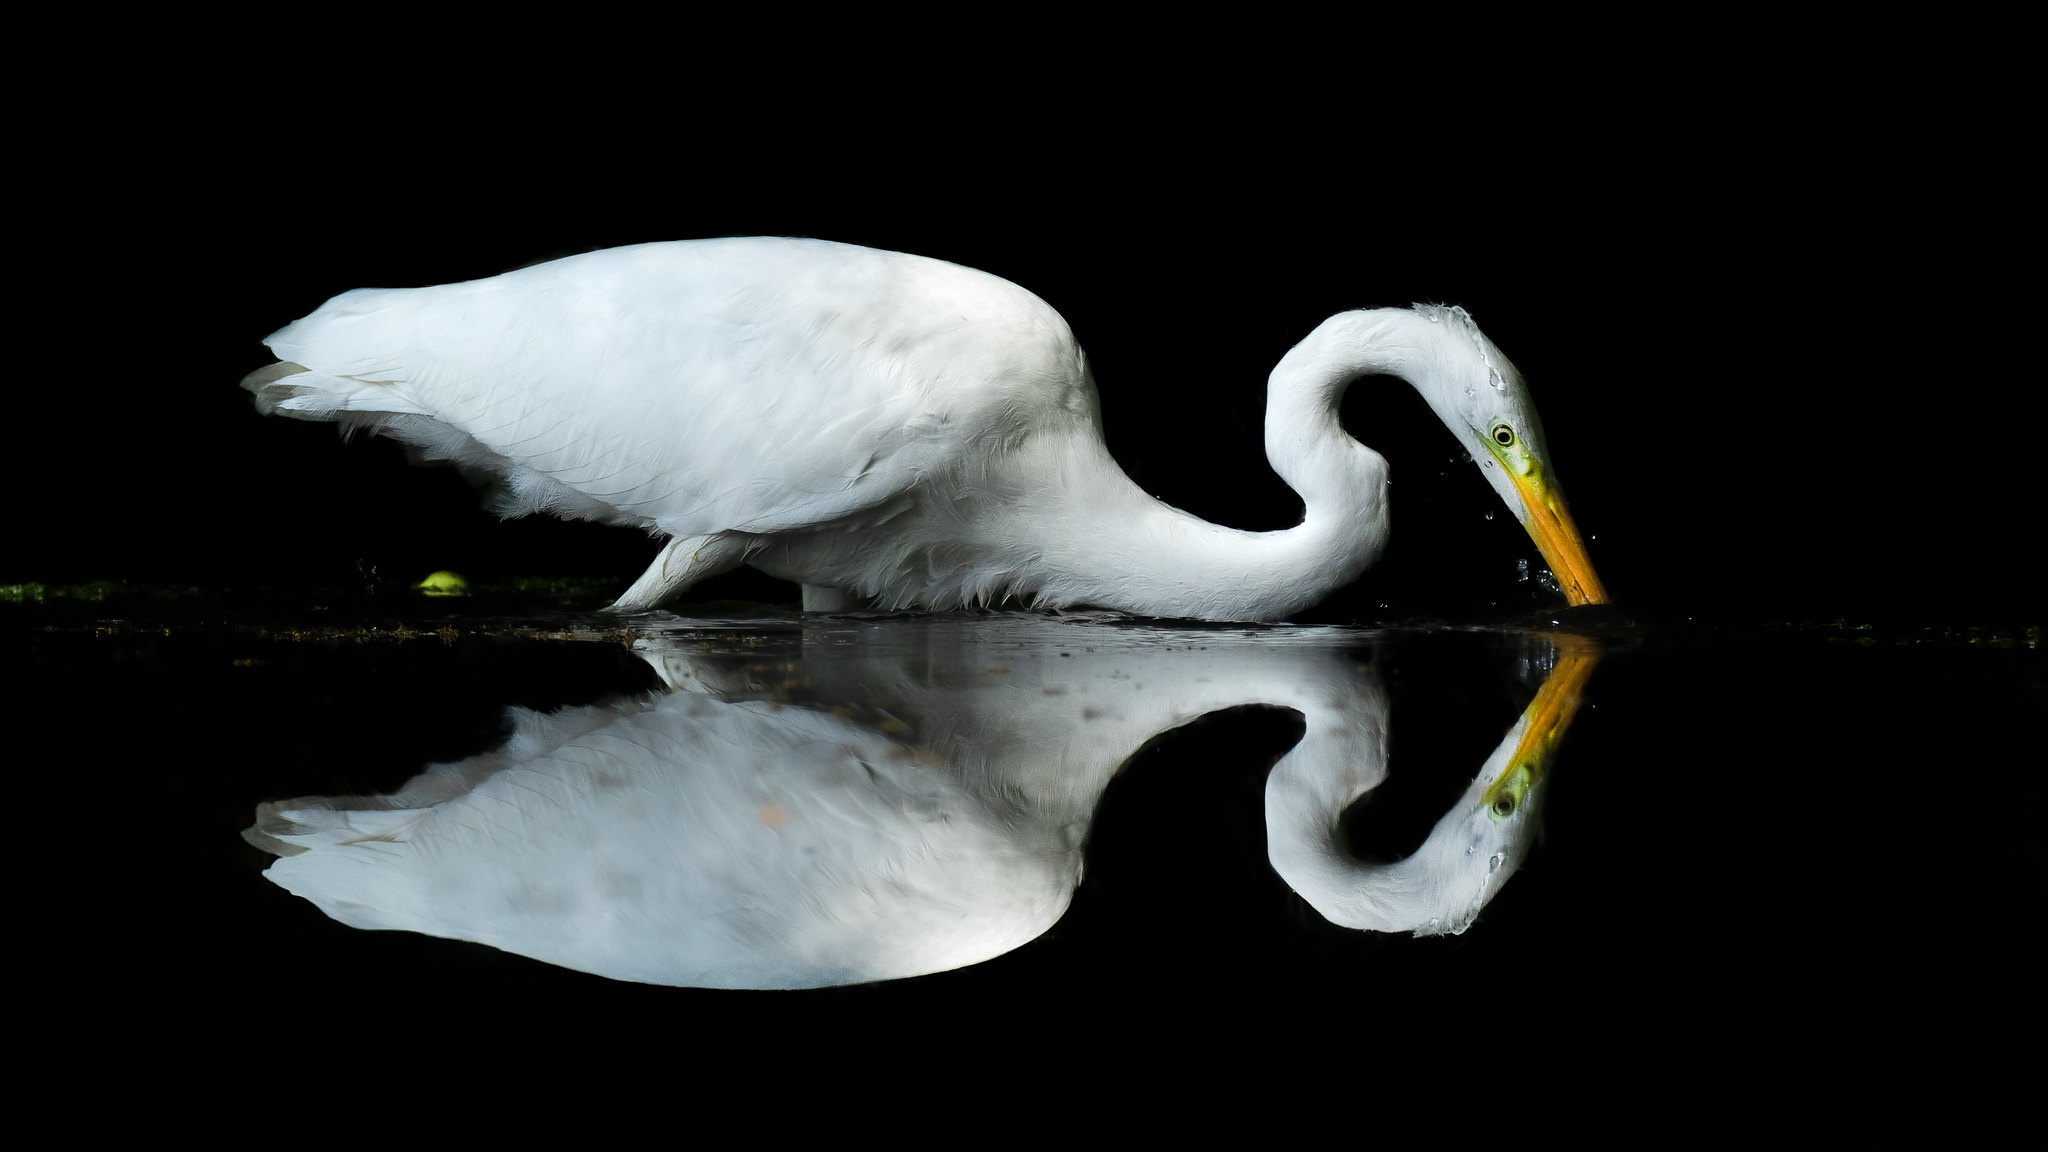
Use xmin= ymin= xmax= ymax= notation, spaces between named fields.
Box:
xmin=1483 ymin=426 xmax=1610 ymax=606
xmin=1510 ymin=470 xmax=1609 ymax=607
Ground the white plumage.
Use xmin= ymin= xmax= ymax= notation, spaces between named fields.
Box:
xmin=246 ymin=238 xmax=1606 ymax=619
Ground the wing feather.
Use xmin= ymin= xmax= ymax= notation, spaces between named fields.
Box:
xmin=245 ymin=237 xmax=1092 ymax=537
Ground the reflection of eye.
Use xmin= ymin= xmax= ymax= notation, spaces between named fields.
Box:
xmin=1491 ymin=423 xmax=1516 ymax=447
xmin=1486 ymin=763 xmax=1532 ymax=822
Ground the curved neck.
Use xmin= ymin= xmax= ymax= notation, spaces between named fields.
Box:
xmin=1015 ymin=310 xmax=1492 ymax=622
xmin=1004 ymin=430 xmax=1385 ymax=623
xmin=1265 ymin=307 xmax=1463 ymax=479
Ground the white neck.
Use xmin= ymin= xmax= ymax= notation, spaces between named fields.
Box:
xmin=1008 ymin=309 xmax=1473 ymax=621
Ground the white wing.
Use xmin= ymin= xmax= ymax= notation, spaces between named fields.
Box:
xmin=248 ymin=237 xmax=1097 ymax=538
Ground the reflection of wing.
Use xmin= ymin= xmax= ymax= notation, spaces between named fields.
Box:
xmin=252 ymin=692 xmax=1078 ymax=989
xmin=254 ymin=238 xmax=1094 ymax=538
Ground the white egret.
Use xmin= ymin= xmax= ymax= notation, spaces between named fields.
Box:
xmin=244 ymin=238 xmax=1607 ymax=619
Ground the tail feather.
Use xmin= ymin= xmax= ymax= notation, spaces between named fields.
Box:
xmin=243 ymin=798 xmax=426 ymax=856
xmin=241 ymin=362 xmax=437 ymax=420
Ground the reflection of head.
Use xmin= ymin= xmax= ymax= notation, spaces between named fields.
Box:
xmin=1267 ymin=637 xmax=1596 ymax=935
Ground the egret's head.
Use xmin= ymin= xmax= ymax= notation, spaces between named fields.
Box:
xmin=1413 ymin=304 xmax=1610 ymax=607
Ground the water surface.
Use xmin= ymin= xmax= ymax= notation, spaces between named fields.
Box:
xmin=23 ymin=593 xmax=2039 ymax=1140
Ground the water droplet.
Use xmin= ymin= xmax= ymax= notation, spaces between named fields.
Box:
xmin=1484 ymin=510 xmax=1494 ymax=521
xmin=1487 ymin=367 xmax=1505 ymax=391
xmin=1488 ymin=853 xmax=1503 ymax=873
xmin=1516 ymin=558 xmax=1531 ymax=581
xmin=1428 ymin=917 xmax=1442 ymax=927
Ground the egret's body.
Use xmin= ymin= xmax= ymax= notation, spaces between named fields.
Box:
xmin=246 ymin=238 xmax=1605 ymax=618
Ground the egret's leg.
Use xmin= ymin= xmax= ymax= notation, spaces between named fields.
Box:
xmin=608 ymin=533 xmax=748 ymax=613
xmin=801 ymin=585 xmax=876 ymax=613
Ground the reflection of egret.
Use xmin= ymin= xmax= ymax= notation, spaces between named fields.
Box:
xmin=244 ymin=238 xmax=1606 ymax=620
xmin=247 ymin=619 xmax=1596 ymax=987
xmin=1266 ymin=634 xmax=1599 ymax=934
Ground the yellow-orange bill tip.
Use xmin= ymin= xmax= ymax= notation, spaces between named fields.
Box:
xmin=1513 ymin=477 xmax=1610 ymax=607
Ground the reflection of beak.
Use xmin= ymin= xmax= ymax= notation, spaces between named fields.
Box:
xmin=1517 ymin=637 xmax=1599 ymax=763
xmin=1482 ymin=636 xmax=1600 ymax=813
xmin=1511 ymin=471 xmax=1610 ymax=606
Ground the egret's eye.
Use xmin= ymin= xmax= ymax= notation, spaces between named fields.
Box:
xmin=1492 ymin=423 xmax=1516 ymax=448
xmin=1491 ymin=793 xmax=1517 ymax=818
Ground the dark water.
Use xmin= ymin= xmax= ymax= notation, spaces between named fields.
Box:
xmin=21 ymin=591 xmax=2039 ymax=1138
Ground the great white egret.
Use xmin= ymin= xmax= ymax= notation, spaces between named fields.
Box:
xmin=244 ymin=238 xmax=1607 ymax=620
xmin=244 ymin=618 xmax=1595 ymax=987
